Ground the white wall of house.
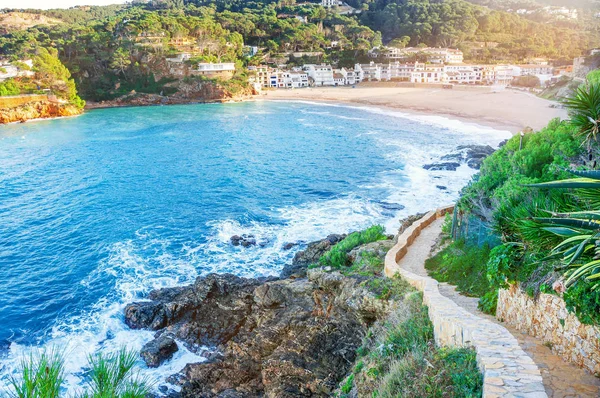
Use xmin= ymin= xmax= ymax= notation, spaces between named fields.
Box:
xmin=303 ymin=64 xmax=335 ymax=86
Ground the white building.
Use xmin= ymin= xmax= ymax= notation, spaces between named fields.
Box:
xmin=0 ymin=59 xmax=34 ymax=82
xmin=339 ymin=65 xmax=364 ymax=85
xmin=321 ymin=0 xmax=342 ymax=7
xmin=410 ymin=64 xmax=444 ymax=83
xmin=494 ymin=65 xmax=521 ymax=86
xmin=519 ymin=65 xmax=554 ymax=76
xmin=282 ymin=71 xmax=309 ymax=88
xmin=360 ymin=62 xmax=383 ymax=81
xmin=166 ymin=53 xmax=193 ymax=63
xmin=443 ymin=64 xmax=483 ymax=84
xmin=371 ymin=47 xmax=464 ymax=64
xmin=303 ymin=64 xmax=335 ymax=86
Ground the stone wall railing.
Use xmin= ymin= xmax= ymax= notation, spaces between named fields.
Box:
xmin=498 ymin=284 xmax=600 ymax=375
xmin=385 ymin=206 xmax=547 ymax=398
xmin=0 ymin=94 xmax=49 ymax=109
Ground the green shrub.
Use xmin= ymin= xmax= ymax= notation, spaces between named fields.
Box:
xmin=376 ymin=347 xmax=482 ymax=398
xmin=340 ymin=374 xmax=354 ymax=394
xmin=425 ymin=240 xmax=491 ymax=299
xmin=319 ymin=225 xmax=387 ymax=268
xmin=478 ymin=290 xmax=499 ymax=315
xmin=486 ymin=243 xmax=523 ymax=289
xmin=564 ymin=281 xmax=600 ymax=326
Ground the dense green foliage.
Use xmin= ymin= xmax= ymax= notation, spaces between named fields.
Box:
xmin=445 ymin=83 xmax=600 ymax=325
xmin=564 ymin=281 xmax=600 ymax=325
xmin=0 ymin=2 xmax=381 ymax=100
xmin=1 ymin=0 xmax=597 ymax=102
xmin=563 ymin=81 xmax=600 ymax=150
xmin=458 ymin=118 xmax=583 ymax=243
xmin=9 ymin=349 xmax=150 ymax=398
xmin=357 ymin=0 xmax=595 ymax=62
xmin=350 ymin=288 xmax=482 ymax=398
xmin=425 ymin=240 xmax=498 ymax=314
xmin=319 ymin=225 xmax=387 ymax=268
xmin=0 ymin=47 xmax=85 ymax=108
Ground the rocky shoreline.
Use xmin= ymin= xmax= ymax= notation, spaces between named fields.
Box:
xmin=85 ymin=80 xmax=257 ymax=110
xmin=0 ymin=101 xmax=82 ymax=124
xmin=123 ymin=222 xmax=419 ymax=397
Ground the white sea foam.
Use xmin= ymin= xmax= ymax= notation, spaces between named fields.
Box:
xmin=0 ymin=101 xmax=512 ymax=396
xmin=280 ymin=100 xmax=512 ymax=141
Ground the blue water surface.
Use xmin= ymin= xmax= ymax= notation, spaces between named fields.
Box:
xmin=0 ymin=101 xmax=508 ymax=390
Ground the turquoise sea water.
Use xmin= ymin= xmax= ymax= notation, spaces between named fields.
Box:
xmin=0 ymin=100 xmax=510 ymax=392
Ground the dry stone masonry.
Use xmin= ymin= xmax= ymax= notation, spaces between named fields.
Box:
xmin=385 ymin=206 xmax=548 ymax=398
xmin=498 ymin=284 xmax=600 ymax=376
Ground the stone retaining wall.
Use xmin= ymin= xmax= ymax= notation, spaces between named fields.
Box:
xmin=0 ymin=94 xmax=49 ymax=109
xmin=498 ymin=285 xmax=600 ymax=375
xmin=385 ymin=206 xmax=547 ymax=398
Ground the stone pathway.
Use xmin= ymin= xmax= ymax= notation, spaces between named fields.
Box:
xmin=397 ymin=217 xmax=600 ymax=398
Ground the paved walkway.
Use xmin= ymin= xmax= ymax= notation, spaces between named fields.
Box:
xmin=398 ymin=217 xmax=600 ymax=398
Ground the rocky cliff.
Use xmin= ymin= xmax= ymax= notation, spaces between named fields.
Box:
xmin=86 ymin=79 xmax=256 ymax=110
xmin=124 ymin=236 xmax=400 ymax=398
xmin=0 ymin=100 xmax=82 ymax=124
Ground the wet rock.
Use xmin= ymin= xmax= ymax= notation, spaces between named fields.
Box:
xmin=423 ymin=162 xmax=461 ymax=171
xmin=126 ymin=264 xmax=390 ymax=398
xmin=457 ymin=144 xmax=495 ymax=170
xmin=282 ymin=242 xmax=297 ymax=251
xmin=280 ymin=234 xmax=346 ymax=278
xmin=436 ymin=185 xmax=447 ymax=190
xmin=141 ymin=335 xmax=179 ymax=368
xmin=230 ymin=234 xmax=256 ymax=247
xmin=424 ymin=145 xmax=496 ymax=171
xmin=124 ymin=274 xmax=262 ymax=346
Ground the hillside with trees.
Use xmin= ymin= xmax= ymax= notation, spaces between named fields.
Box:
xmin=0 ymin=0 xmax=597 ymax=102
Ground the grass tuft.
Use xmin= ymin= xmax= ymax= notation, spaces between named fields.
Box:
xmin=319 ymin=225 xmax=387 ymax=268
xmin=9 ymin=349 xmax=64 ymax=398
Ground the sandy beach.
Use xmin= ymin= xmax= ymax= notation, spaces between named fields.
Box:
xmin=261 ymin=85 xmax=567 ymax=134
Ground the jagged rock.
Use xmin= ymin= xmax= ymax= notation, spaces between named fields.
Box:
xmin=457 ymin=144 xmax=495 ymax=170
xmin=280 ymin=234 xmax=346 ymax=278
xmin=423 ymin=162 xmax=461 ymax=171
xmin=126 ymin=266 xmax=390 ymax=398
xmin=282 ymin=242 xmax=297 ymax=250
xmin=436 ymin=185 xmax=447 ymax=190
xmin=424 ymin=145 xmax=495 ymax=171
xmin=140 ymin=335 xmax=179 ymax=368
xmin=124 ymin=274 xmax=262 ymax=345
xmin=230 ymin=234 xmax=256 ymax=247
xmin=347 ymin=240 xmax=394 ymax=265
xmin=0 ymin=100 xmax=82 ymax=124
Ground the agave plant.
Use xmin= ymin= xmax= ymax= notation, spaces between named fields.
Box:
xmin=529 ymin=169 xmax=600 ymax=288
xmin=563 ymin=82 xmax=600 ymax=152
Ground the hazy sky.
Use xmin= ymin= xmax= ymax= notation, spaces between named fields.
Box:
xmin=1 ymin=0 xmax=128 ymax=9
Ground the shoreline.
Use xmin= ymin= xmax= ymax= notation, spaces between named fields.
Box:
xmin=257 ymin=86 xmax=567 ymax=135
xmin=3 ymin=86 xmax=565 ymax=133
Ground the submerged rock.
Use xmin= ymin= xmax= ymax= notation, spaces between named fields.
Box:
xmin=423 ymin=144 xmax=496 ymax=171
xmin=282 ymin=242 xmax=298 ymax=251
xmin=141 ymin=335 xmax=179 ymax=368
xmin=281 ymin=234 xmax=346 ymax=278
xmin=230 ymin=234 xmax=257 ymax=247
xmin=423 ymin=162 xmax=461 ymax=171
